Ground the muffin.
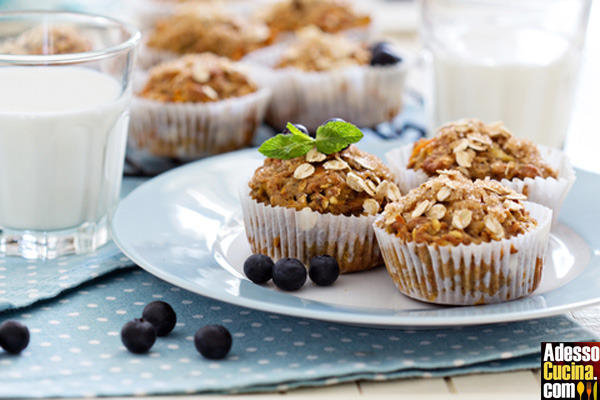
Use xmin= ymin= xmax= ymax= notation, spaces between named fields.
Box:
xmin=386 ymin=119 xmax=575 ymax=224
xmin=239 ymin=120 xmax=402 ymax=273
xmin=128 ymin=53 xmax=271 ymax=160
xmin=373 ymin=170 xmax=552 ymax=305
xmin=257 ymin=0 xmax=371 ymax=40
xmin=138 ymin=3 xmax=272 ymax=68
xmin=0 ymin=25 xmax=91 ymax=55
xmin=243 ymin=26 xmax=412 ymax=131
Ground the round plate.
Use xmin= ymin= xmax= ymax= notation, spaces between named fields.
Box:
xmin=111 ymin=141 xmax=600 ymax=327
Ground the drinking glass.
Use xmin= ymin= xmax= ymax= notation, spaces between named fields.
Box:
xmin=421 ymin=0 xmax=592 ymax=148
xmin=0 ymin=11 xmax=140 ymax=259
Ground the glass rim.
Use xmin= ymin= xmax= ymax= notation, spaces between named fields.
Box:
xmin=0 ymin=10 xmax=141 ymax=65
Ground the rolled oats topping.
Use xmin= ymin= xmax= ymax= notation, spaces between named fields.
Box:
xmin=377 ymin=170 xmax=537 ymax=245
xmin=407 ymin=118 xmax=558 ymax=181
xmin=139 ymin=53 xmax=257 ymax=103
xmin=249 ymin=144 xmax=400 ymax=216
xmin=275 ymin=26 xmax=369 ymax=72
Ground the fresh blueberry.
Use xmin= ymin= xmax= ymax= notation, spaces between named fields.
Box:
xmin=283 ymin=123 xmax=309 ymax=136
xmin=369 ymin=41 xmax=389 ymax=54
xmin=194 ymin=324 xmax=232 ymax=360
xmin=121 ymin=318 xmax=157 ymax=354
xmin=272 ymin=257 xmax=307 ymax=291
xmin=142 ymin=301 xmax=177 ymax=337
xmin=370 ymin=43 xmax=403 ymax=66
xmin=308 ymin=255 xmax=340 ymax=286
xmin=0 ymin=320 xmax=30 ymax=354
xmin=243 ymin=254 xmax=274 ymax=284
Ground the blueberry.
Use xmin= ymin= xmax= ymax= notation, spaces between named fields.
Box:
xmin=243 ymin=254 xmax=274 ymax=284
xmin=194 ymin=324 xmax=232 ymax=360
xmin=369 ymin=41 xmax=389 ymax=54
xmin=370 ymin=43 xmax=403 ymax=66
xmin=308 ymin=255 xmax=340 ymax=286
xmin=121 ymin=318 xmax=157 ymax=354
xmin=283 ymin=123 xmax=309 ymax=136
xmin=142 ymin=301 xmax=177 ymax=337
xmin=0 ymin=320 xmax=30 ymax=354
xmin=272 ymin=257 xmax=307 ymax=291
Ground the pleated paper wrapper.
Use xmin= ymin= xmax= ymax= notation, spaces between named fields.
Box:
xmin=239 ymin=186 xmax=382 ymax=274
xmin=373 ymin=202 xmax=553 ymax=305
xmin=128 ymin=87 xmax=271 ymax=160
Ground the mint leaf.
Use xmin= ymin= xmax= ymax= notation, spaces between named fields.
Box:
xmin=258 ymin=132 xmax=314 ymax=159
xmin=315 ymin=121 xmax=363 ymax=154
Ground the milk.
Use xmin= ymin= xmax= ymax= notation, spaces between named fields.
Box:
xmin=431 ymin=28 xmax=581 ymax=148
xmin=0 ymin=66 xmax=129 ymax=231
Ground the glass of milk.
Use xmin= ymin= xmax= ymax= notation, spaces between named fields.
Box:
xmin=0 ymin=11 xmax=140 ymax=259
xmin=421 ymin=0 xmax=592 ymax=148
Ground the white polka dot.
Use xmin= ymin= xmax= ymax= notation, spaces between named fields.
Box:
xmin=105 ymin=297 xmax=116 ymax=301
xmin=97 ymin=318 xmax=108 ymax=322
xmin=500 ymin=352 xmax=513 ymax=359
xmin=311 ymin=333 xmax=322 ymax=338
xmin=40 ymin=342 xmax=52 ymax=347
xmin=233 ymin=332 xmax=245 ymax=338
xmin=89 ymin=340 xmax=101 ymax=345
xmin=251 ymin=322 xmax=262 ymax=328
xmin=263 ymin=337 xmax=275 ymax=342
xmin=246 ymin=347 xmax=257 ymax=352
xmin=78 ymin=326 xmax=90 ymax=330
xmin=50 ymin=356 xmax=62 ymax=362
xmin=167 ymin=344 xmax=179 ymax=350
xmin=355 ymin=352 xmax=367 ymax=357
xmin=281 ymin=328 xmax=292 ymax=332
xmin=420 ymin=341 xmax=431 ymax=345
xmin=68 ymin=312 xmax=79 ymax=317
xmin=152 ymin=294 xmax=163 ymax=298
xmin=341 ymin=338 xmax=352 ymax=343
xmin=306 ymin=355 xmax=318 ymax=360
xmin=324 ymin=347 xmax=336 ymax=352
xmin=178 ymin=358 xmax=191 ymax=363
xmin=258 ymin=359 xmax=270 ymax=365
xmin=107 ymin=331 xmax=119 ymax=336
xmin=181 ymin=300 xmax=193 ymax=305
xmin=159 ymin=364 xmax=172 ymax=370
xmin=99 ymin=354 xmax=112 ymax=359
xmin=453 ymin=359 xmax=466 ymax=367
xmin=190 ymin=370 xmax=202 ymax=376
xmin=115 ymin=310 xmax=127 ymax=315
xmin=48 ymin=320 xmax=60 ymax=325
xmin=140 ymin=373 xmax=152 ymax=379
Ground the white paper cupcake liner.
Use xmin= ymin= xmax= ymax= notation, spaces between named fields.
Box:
xmin=373 ymin=201 xmax=553 ymax=305
xmin=239 ymin=185 xmax=382 ymax=274
xmin=128 ymin=87 xmax=271 ymax=160
xmin=243 ymin=43 xmax=414 ymax=131
xmin=385 ymin=143 xmax=575 ymax=226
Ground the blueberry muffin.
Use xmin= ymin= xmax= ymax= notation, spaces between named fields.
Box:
xmin=258 ymin=0 xmax=371 ymax=39
xmin=243 ymin=26 xmax=412 ymax=131
xmin=373 ymin=170 xmax=552 ymax=305
xmin=240 ymin=121 xmax=402 ymax=273
xmin=129 ymin=53 xmax=271 ymax=159
xmin=386 ymin=118 xmax=575 ymax=225
xmin=143 ymin=3 xmax=271 ymax=62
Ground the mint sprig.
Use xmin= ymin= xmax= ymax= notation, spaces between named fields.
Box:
xmin=258 ymin=121 xmax=364 ymax=159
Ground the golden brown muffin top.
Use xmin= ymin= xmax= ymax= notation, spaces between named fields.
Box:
xmin=249 ymin=145 xmax=401 ymax=217
xmin=258 ymin=0 xmax=370 ymax=37
xmin=139 ymin=53 xmax=257 ymax=103
xmin=377 ymin=170 xmax=537 ymax=246
xmin=0 ymin=25 xmax=91 ymax=55
xmin=146 ymin=4 xmax=271 ymax=60
xmin=275 ymin=26 xmax=369 ymax=71
xmin=407 ymin=119 xmax=558 ymax=181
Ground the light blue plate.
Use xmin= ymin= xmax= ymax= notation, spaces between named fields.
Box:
xmin=111 ymin=141 xmax=599 ymax=327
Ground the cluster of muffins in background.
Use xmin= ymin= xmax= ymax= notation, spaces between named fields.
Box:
xmin=126 ymin=0 xmax=412 ymax=166
xmin=241 ymin=118 xmax=575 ymax=306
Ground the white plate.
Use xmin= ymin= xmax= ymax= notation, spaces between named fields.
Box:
xmin=111 ymin=141 xmax=600 ymax=327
